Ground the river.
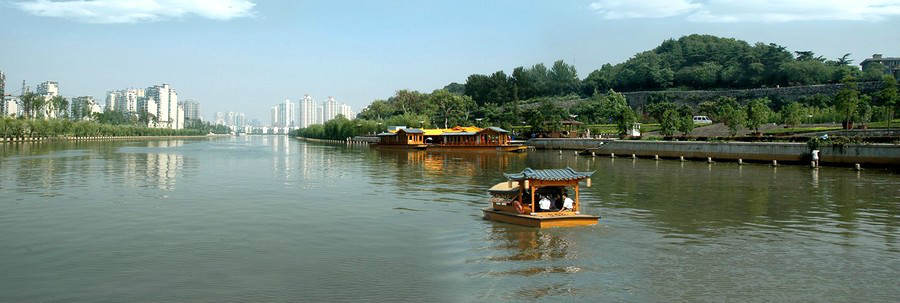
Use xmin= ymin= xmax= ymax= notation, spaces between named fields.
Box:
xmin=1 ymin=136 xmax=898 ymax=302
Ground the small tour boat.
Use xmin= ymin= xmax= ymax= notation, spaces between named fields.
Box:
xmin=372 ymin=128 xmax=428 ymax=150
xmin=482 ymin=167 xmax=599 ymax=228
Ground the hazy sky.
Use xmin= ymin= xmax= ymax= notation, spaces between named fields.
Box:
xmin=2 ymin=0 xmax=899 ymax=121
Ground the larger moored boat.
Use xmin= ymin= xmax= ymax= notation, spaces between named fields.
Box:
xmin=423 ymin=126 xmax=528 ymax=152
xmin=372 ymin=128 xmax=428 ymax=150
xmin=482 ymin=167 xmax=599 ymax=228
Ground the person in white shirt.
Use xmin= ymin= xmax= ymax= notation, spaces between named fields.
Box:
xmin=538 ymin=195 xmax=551 ymax=211
xmin=811 ymin=149 xmax=820 ymax=167
xmin=560 ymin=193 xmax=574 ymax=212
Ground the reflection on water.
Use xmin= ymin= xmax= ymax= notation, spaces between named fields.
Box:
xmin=1 ymin=139 xmax=190 ymax=195
xmin=1 ymin=137 xmax=899 ymax=302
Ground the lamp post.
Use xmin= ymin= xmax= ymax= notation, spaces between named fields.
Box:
xmin=475 ymin=118 xmax=483 ymax=128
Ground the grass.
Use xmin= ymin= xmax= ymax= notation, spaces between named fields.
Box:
xmin=586 ymin=123 xmax=661 ymax=134
xmin=764 ymin=126 xmax=842 ymax=135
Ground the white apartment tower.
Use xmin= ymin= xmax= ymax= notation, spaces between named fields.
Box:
xmin=280 ymin=99 xmax=295 ymax=127
xmin=181 ymin=99 xmax=200 ymax=121
xmin=322 ymin=96 xmax=337 ymax=122
xmin=299 ymin=94 xmax=316 ymax=127
xmin=338 ymin=103 xmax=353 ymax=119
xmin=215 ymin=112 xmax=225 ymax=126
xmin=316 ymin=105 xmax=324 ymax=125
xmin=36 ymin=81 xmax=59 ymax=118
xmin=71 ymin=96 xmax=102 ymax=120
xmin=271 ymin=106 xmax=280 ymax=127
xmin=146 ymin=84 xmax=178 ymax=129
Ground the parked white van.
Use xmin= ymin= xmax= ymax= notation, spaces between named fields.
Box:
xmin=692 ymin=116 xmax=713 ymax=124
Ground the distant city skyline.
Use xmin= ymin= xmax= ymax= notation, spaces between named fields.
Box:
xmin=2 ymin=1 xmax=899 ymax=119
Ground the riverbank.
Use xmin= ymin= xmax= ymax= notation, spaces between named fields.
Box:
xmin=0 ymin=134 xmax=231 ymax=143
xmin=528 ymin=138 xmax=900 ymax=167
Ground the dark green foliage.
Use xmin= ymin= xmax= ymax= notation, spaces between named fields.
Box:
xmin=745 ymin=97 xmax=773 ymax=133
xmin=834 ymin=77 xmax=860 ymax=127
xmin=0 ymin=117 xmax=212 ymax=138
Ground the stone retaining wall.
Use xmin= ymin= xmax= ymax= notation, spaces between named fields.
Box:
xmin=528 ymin=138 xmax=900 ymax=166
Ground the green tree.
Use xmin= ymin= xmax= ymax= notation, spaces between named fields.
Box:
xmin=616 ymin=106 xmax=637 ymax=136
xmin=697 ymin=101 xmax=718 ymax=121
xmin=392 ymin=90 xmax=429 ymax=116
xmin=675 ymin=105 xmax=694 ymax=135
xmin=48 ymin=95 xmax=69 ymax=119
xmin=20 ymin=92 xmax=44 ymax=119
xmin=548 ymin=60 xmax=580 ymax=96
xmin=357 ymin=99 xmax=395 ymax=121
xmin=834 ymin=77 xmax=860 ymax=129
xmin=875 ymin=75 xmax=898 ymax=129
xmin=780 ymin=102 xmax=806 ymax=133
xmin=429 ymin=89 xmax=475 ymax=128
xmin=856 ymin=95 xmax=873 ymax=127
xmin=659 ymin=109 xmax=678 ymax=136
xmin=716 ymin=96 xmax=745 ymax=136
xmin=744 ymin=97 xmax=772 ymax=133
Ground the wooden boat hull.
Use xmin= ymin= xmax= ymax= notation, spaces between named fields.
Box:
xmin=427 ymin=145 xmax=528 ymax=153
xmin=482 ymin=208 xmax=599 ymax=228
xmin=372 ymin=144 xmax=427 ymax=150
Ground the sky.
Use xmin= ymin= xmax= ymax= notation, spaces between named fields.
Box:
xmin=1 ymin=0 xmax=899 ymax=122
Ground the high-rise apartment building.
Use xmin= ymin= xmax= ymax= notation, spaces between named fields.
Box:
xmin=0 ymin=71 xmax=5 ymax=102
xmin=338 ymin=103 xmax=354 ymax=119
xmin=70 ymin=96 xmax=102 ymax=120
xmin=36 ymin=81 xmax=59 ymax=118
xmin=215 ymin=112 xmax=225 ymax=126
xmin=227 ymin=111 xmax=236 ymax=127
xmin=236 ymin=113 xmax=246 ymax=128
xmin=137 ymin=97 xmax=158 ymax=126
xmin=3 ymin=96 xmax=19 ymax=116
xmin=322 ymin=96 xmax=337 ymax=122
xmin=181 ymin=99 xmax=200 ymax=121
xmin=298 ymin=94 xmax=317 ymax=127
xmin=271 ymin=106 xmax=280 ymax=127
xmin=280 ymin=99 xmax=295 ymax=127
xmin=316 ymin=105 xmax=324 ymax=125
xmin=146 ymin=84 xmax=178 ymax=129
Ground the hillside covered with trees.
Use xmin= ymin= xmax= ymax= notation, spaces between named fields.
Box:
xmin=294 ymin=34 xmax=899 ymax=140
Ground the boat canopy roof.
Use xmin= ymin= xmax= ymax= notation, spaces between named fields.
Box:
xmin=488 ymin=181 xmax=520 ymax=196
xmin=504 ymin=167 xmax=594 ymax=182
xmin=386 ymin=126 xmax=509 ymax=137
xmin=378 ymin=128 xmax=424 ymax=136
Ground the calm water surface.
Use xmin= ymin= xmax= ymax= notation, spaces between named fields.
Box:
xmin=1 ymin=136 xmax=898 ymax=302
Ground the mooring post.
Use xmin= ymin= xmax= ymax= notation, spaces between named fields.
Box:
xmin=707 ymin=157 xmax=713 ymax=163
xmin=632 ymin=154 xmax=637 ymax=159
xmin=855 ymin=163 xmax=861 ymax=171
xmin=654 ymin=155 xmax=659 ymax=160
xmin=738 ymin=159 xmax=743 ymax=165
xmin=772 ymin=160 xmax=778 ymax=166
xmin=559 ymin=150 xmax=562 ymax=155
xmin=610 ymin=153 xmax=615 ymax=158
xmin=810 ymin=161 xmax=816 ymax=168
xmin=679 ymin=156 xmax=685 ymax=162
xmin=591 ymin=152 xmax=596 ymax=157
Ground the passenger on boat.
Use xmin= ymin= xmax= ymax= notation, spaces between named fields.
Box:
xmin=538 ymin=195 xmax=552 ymax=211
xmin=512 ymin=199 xmax=525 ymax=214
xmin=560 ymin=193 xmax=574 ymax=212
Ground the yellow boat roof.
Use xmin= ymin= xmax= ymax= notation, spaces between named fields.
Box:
xmin=390 ymin=126 xmax=483 ymax=136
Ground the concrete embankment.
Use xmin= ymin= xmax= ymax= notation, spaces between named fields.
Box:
xmin=0 ymin=135 xmax=231 ymax=143
xmin=528 ymin=138 xmax=900 ymax=167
